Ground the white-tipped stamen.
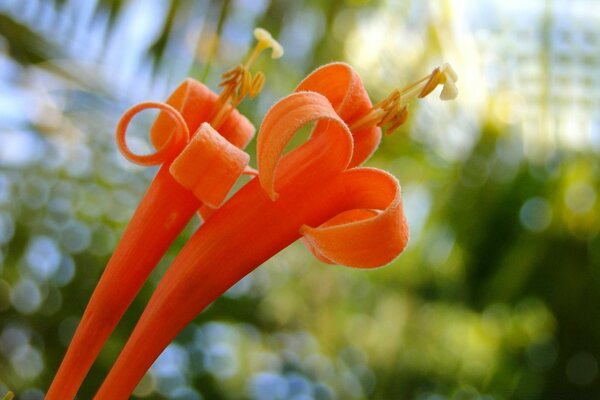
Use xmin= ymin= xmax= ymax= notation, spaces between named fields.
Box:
xmin=349 ymin=63 xmax=458 ymax=134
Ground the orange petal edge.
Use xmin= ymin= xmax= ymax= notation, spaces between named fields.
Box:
xmin=300 ymin=167 xmax=409 ymax=268
xmin=257 ymin=91 xmax=353 ymax=201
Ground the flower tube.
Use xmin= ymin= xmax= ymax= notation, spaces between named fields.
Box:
xmin=94 ymin=62 xmax=457 ymax=399
xmin=46 ymin=29 xmax=282 ymax=400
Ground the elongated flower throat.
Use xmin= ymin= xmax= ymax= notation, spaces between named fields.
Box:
xmin=210 ymin=28 xmax=284 ymax=129
xmin=349 ymin=62 xmax=458 ymax=134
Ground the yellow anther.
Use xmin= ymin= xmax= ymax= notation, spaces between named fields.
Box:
xmin=419 ymin=63 xmax=458 ymax=100
xmin=349 ymin=63 xmax=458 ymax=134
xmin=210 ymin=28 xmax=283 ymax=129
xmin=250 ymin=72 xmax=266 ymax=99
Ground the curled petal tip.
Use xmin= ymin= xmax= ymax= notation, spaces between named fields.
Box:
xmin=169 ymin=122 xmax=250 ymax=209
xmin=257 ymin=91 xmax=353 ymax=206
xmin=116 ymin=101 xmax=189 ymax=166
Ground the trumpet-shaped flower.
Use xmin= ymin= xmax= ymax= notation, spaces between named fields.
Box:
xmin=94 ymin=62 xmax=457 ymax=399
xmin=46 ymin=29 xmax=282 ymax=399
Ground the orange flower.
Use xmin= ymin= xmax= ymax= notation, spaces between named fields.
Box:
xmin=46 ymin=29 xmax=282 ymax=400
xmin=94 ymin=62 xmax=457 ymax=399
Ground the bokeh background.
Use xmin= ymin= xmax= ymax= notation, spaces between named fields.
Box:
xmin=1 ymin=0 xmax=600 ymax=399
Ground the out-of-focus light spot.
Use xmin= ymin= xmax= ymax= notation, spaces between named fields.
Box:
xmin=25 ymin=236 xmax=61 ymax=280
xmin=0 ymin=325 xmax=30 ymax=358
xmin=495 ymin=136 xmax=524 ymax=166
xmin=133 ymin=372 xmax=157 ymax=398
xmin=153 ymin=343 xmax=189 ymax=377
xmin=345 ymin=18 xmax=386 ymax=69
xmin=0 ymin=280 xmax=10 ymax=311
xmin=425 ymin=227 xmax=455 ymax=267
xmin=21 ymin=178 xmax=50 ymax=209
xmin=332 ymin=8 xmax=355 ymax=41
xmin=287 ymin=394 xmax=312 ymax=400
xmin=493 ymin=91 xmax=525 ymax=124
xmin=490 ymin=158 xmax=520 ymax=183
xmin=402 ymin=184 xmax=432 ymax=246
xmin=0 ymin=85 xmax=31 ymax=126
xmin=52 ymin=255 xmax=75 ymax=287
xmin=247 ymin=372 xmax=288 ymax=400
xmin=461 ymin=156 xmax=490 ymax=188
xmin=170 ymin=386 xmax=202 ymax=400
xmin=235 ymin=0 xmax=268 ymax=14
xmin=313 ymin=382 xmax=335 ymax=400
xmin=224 ymin=274 xmax=253 ymax=298
xmin=303 ymin=353 xmax=335 ymax=382
xmin=280 ymin=7 xmax=324 ymax=65
xmin=110 ymin=189 xmax=138 ymax=223
xmin=195 ymin=322 xmax=239 ymax=348
xmin=338 ymin=346 xmax=368 ymax=367
xmin=0 ymin=173 xmax=12 ymax=204
xmin=10 ymin=344 xmax=44 ymax=379
xmin=249 ymin=350 xmax=282 ymax=373
xmin=10 ymin=279 xmax=42 ymax=314
xmin=18 ymin=389 xmax=45 ymax=400
xmin=79 ymin=184 xmax=105 ymax=219
xmin=559 ymin=112 xmax=590 ymax=150
xmin=354 ymin=364 xmax=376 ymax=395
xmin=156 ymin=372 xmax=186 ymax=398
xmin=566 ymin=352 xmax=598 ymax=386
xmin=590 ymin=118 xmax=600 ymax=152
xmin=527 ymin=338 xmax=558 ymax=371
xmin=60 ymin=219 xmax=92 ymax=253
xmin=520 ymin=197 xmax=553 ymax=232
xmin=451 ymin=386 xmax=480 ymax=399
xmin=0 ymin=130 xmax=44 ymax=167
xmin=0 ymin=212 xmax=14 ymax=244
xmin=40 ymin=285 xmax=62 ymax=316
xmin=286 ymin=373 xmax=312 ymax=397
xmin=565 ymin=182 xmax=596 ymax=214
xmin=204 ymin=343 xmax=239 ymax=379
xmin=57 ymin=316 xmax=79 ymax=348
xmin=341 ymin=370 xmax=363 ymax=398
xmin=416 ymin=393 xmax=445 ymax=400
xmin=89 ymin=223 xmax=117 ymax=256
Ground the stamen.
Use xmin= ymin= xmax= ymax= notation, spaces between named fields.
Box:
xmin=210 ymin=28 xmax=283 ymax=129
xmin=349 ymin=63 xmax=458 ymax=134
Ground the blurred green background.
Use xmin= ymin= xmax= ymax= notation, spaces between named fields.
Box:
xmin=1 ymin=0 xmax=600 ymax=399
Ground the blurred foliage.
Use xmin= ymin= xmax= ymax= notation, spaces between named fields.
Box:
xmin=1 ymin=0 xmax=600 ymax=399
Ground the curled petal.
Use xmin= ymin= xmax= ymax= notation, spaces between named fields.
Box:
xmin=116 ymin=101 xmax=189 ymax=166
xmin=296 ymin=62 xmax=382 ymax=167
xmin=300 ymin=168 xmax=409 ymax=268
xmin=170 ymin=123 xmax=250 ymax=208
xmin=257 ymin=91 xmax=353 ymax=200
xmin=150 ymin=78 xmax=255 ymax=150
